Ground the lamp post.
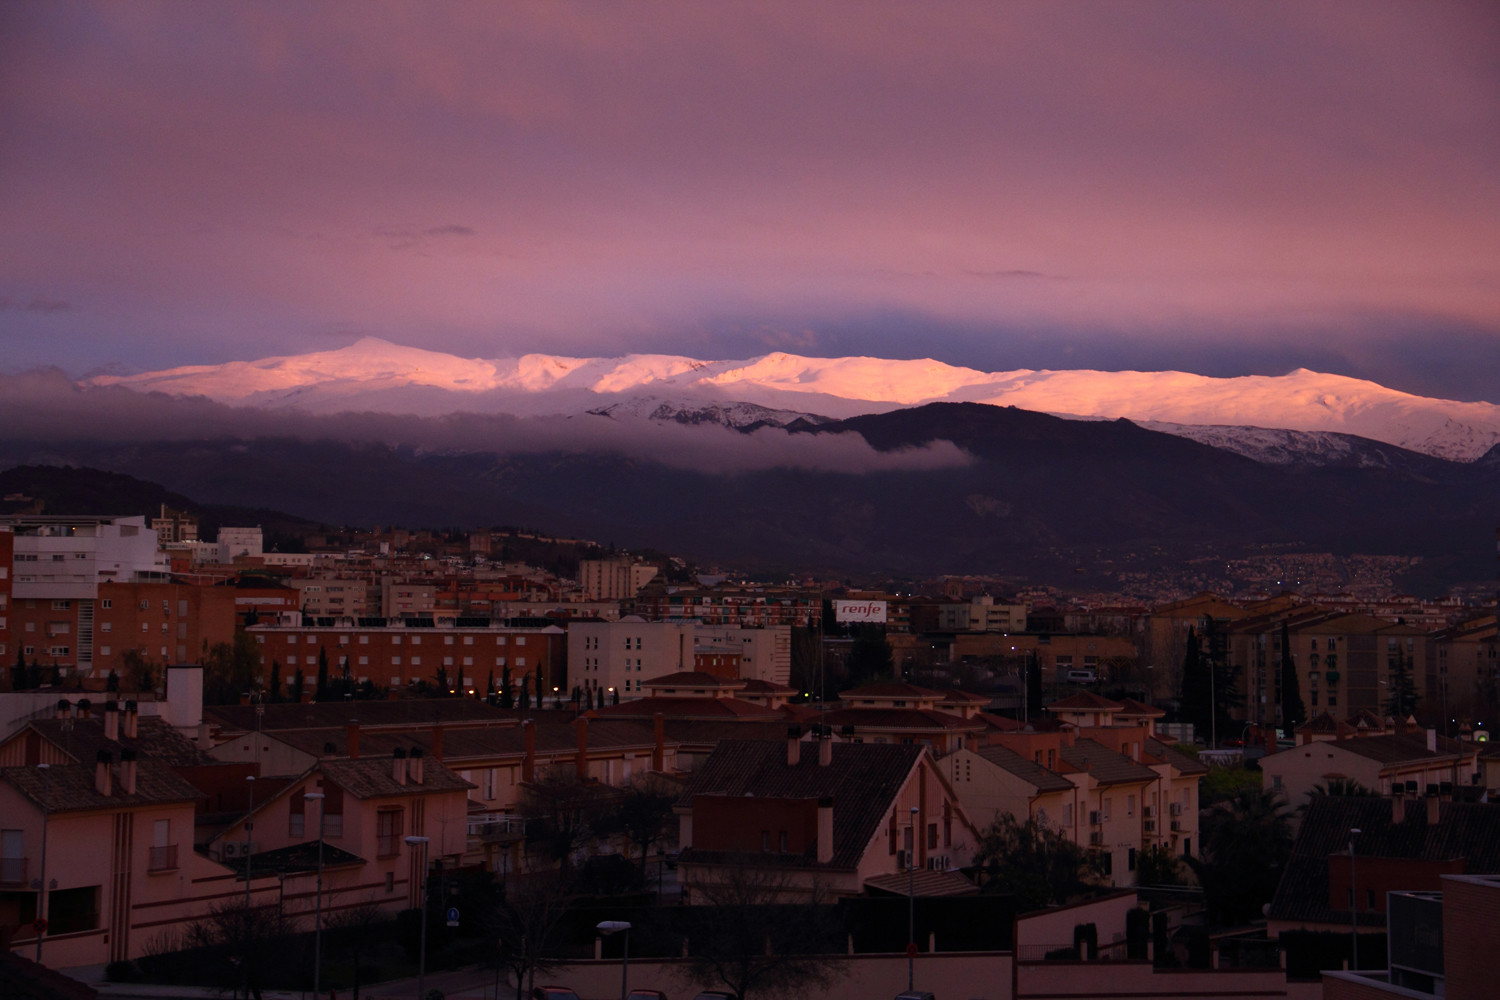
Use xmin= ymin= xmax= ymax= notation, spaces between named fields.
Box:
xmin=1349 ymin=828 xmax=1361 ymax=970
xmin=597 ymin=920 xmax=632 ymax=1000
xmin=306 ymin=791 xmax=326 ymax=997
xmin=242 ymin=775 xmax=256 ymax=1000
xmin=907 ymin=805 xmax=918 ymax=992
xmin=405 ymin=835 xmax=430 ymax=1000
xmin=34 ymin=763 xmax=50 ymax=964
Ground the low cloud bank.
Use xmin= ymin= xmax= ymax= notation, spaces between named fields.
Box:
xmin=0 ymin=371 xmax=975 ymax=475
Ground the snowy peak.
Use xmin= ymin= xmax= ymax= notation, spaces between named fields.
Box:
xmin=83 ymin=339 xmax=1500 ymax=461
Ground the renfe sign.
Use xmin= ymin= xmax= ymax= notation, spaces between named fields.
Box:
xmin=835 ymin=600 xmax=888 ymax=624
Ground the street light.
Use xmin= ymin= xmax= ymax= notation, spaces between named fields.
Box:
xmin=242 ymin=775 xmax=256 ymax=1000
xmin=1349 ymin=828 xmax=1361 ymax=971
xmin=35 ymin=763 xmax=50 ymax=964
xmin=907 ymin=805 xmax=918 ymax=992
xmin=306 ymin=791 xmax=326 ymax=997
xmin=405 ymin=835 xmax=430 ymax=1000
xmin=597 ymin=920 xmax=632 ymax=1000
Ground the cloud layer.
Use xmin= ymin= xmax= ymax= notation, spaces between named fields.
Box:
xmin=1 ymin=2 xmax=1497 ymax=399
xmin=0 ymin=371 xmax=974 ymax=475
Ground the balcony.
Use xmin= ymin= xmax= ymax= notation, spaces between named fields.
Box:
xmin=148 ymin=844 xmax=178 ymax=871
xmin=0 ymin=857 xmax=27 ymax=885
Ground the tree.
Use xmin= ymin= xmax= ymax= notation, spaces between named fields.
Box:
xmin=316 ymin=646 xmax=330 ymax=701
xmin=120 ymin=648 xmax=159 ymax=694
xmin=324 ymin=901 xmax=385 ymax=998
xmin=1384 ymin=648 xmax=1420 ymax=720
xmin=268 ymin=659 xmax=282 ymax=703
xmin=1278 ymin=621 xmax=1306 ymax=732
xmin=681 ymin=859 xmax=846 ymax=1000
xmin=972 ymin=812 xmax=1093 ymax=911
xmin=1179 ymin=627 xmax=1209 ymax=741
xmin=201 ymin=633 xmax=259 ymax=705
xmin=499 ymin=666 xmax=514 ymax=710
xmin=1188 ymin=787 xmax=1292 ymax=925
xmin=517 ymin=683 xmax=530 ymax=712
xmin=290 ymin=666 xmax=305 ymax=703
xmin=1025 ymin=650 xmax=1044 ymax=721
xmin=600 ymin=774 xmax=678 ymax=874
xmin=1135 ymin=844 xmax=1187 ymax=887
xmin=519 ymin=766 xmax=617 ymax=873
xmin=846 ymin=625 xmax=894 ymax=685
xmin=487 ymin=868 xmax=575 ymax=1000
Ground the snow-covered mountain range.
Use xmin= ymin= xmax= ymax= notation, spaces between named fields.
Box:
xmin=88 ymin=337 xmax=1500 ymax=462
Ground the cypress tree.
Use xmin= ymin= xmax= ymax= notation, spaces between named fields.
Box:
xmin=269 ymin=660 xmax=282 ymax=703
xmin=316 ymin=647 xmax=329 ymax=701
xmin=1180 ymin=627 xmax=1210 ymax=742
xmin=1278 ymin=621 xmax=1305 ymax=733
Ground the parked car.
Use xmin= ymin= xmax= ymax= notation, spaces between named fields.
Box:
xmin=627 ymin=991 xmax=669 ymax=1000
xmin=691 ymin=992 xmax=737 ymax=1000
xmin=531 ymin=988 xmax=582 ymax=1000
xmin=1065 ymin=669 xmax=1096 ymax=683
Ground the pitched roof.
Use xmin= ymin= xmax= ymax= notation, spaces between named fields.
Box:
xmin=737 ymin=678 xmax=799 ymax=695
xmin=1046 ymin=692 xmax=1125 ymax=712
xmin=20 ymin=715 xmax=213 ymax=766
xmin=2 ymin=761 xmax=204 ymax=814
xmin=1313 ymin=733 xmax=1469 ymax=766
xmin=317 ymin=756 xmax=473 ymax=800
xmin=1268 ymin=796 xmax=1500 ymax=926
xmin=680 ymin=739 xmax=923 ymax=870
xmin=643 ymin=671 xmax=743 ymax=688
xmin=220 ymin=839 xmax=366 ymax=876
xmin=809 ymin=707 xmax=986 ymax=733
xmin=1115 ymin=698 xmax=1166 ymax=719
xmin=589 ymin=696 xmax=782 ymax=721
xmin=864 ymin=869 xmax=979 ymax=897
xmin=1145 ymin=738 xmax=1209 ymax=776
xmin=838 ymin=682 xmax=947 ymax=701
xmin=972 ymin=744 xmax=1076 ymax=793
xmin=1058 ymin=739 xmax=1160 ymax=785
xmin=206 ymin=698 xmax=507 ymax=734
xmin=265 ymin=719 xmax=660 ymax=760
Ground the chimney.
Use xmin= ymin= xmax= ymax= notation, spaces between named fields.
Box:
xmin=1392 ymin=795 xmax=1406 ymax=823
xmin=575 ymin=716 xmax=589 ymax=781
xmin=197 ymin=721 xmax=212 ymax=750
xmin=522 ymin=720 xmax=536 ymax=784
xmin=431 ymin=724 xmax=444 ymax=763
xmin=1427 ymin=728 xmax=1437 ymax=753
xmin=652 ymin=712 xmax=665 ymax=772
xmin=120 ymin=748 xmax=138 ymax=795
xmin=55 ymin=699 xmax=70 ymax=720
xmin=787 ymin=726 xmax=802 ymax=766
xmin=95 ymin=749 xmax=113 ymax=796
xmin=393 ymin=746 xmax=408 ymax=785
xmin=409 ymin=746 xmax=424 ymax=784
xmin=104 ymin=700 xmax=120 ymax=742
xmin=816 ymin=797 xmax=834 ymax=863
xmin=818 ymin=728 xmax=833 ymax=767
xmin=346 ymin=721 xmax=360 ymax=760
xmin=77 ymin=699 xmax=92 ymax=718
xmin=124 ymin=700 xmax=139 ymax=739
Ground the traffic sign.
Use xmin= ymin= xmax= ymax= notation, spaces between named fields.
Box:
xmin=905 ymin=942 xmax=918 ymax=957
xmin=445 ymin=906 xmax=460 ymax=928
xmin=32 ymin=918 xmax=47 ymax=934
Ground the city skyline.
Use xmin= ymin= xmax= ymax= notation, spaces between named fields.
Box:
xmin=2 ymin=2 xmax=1498 ymax=401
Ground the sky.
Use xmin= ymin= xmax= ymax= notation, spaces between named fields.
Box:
xmin=2 ymin=1 xmax=1498 ymax=402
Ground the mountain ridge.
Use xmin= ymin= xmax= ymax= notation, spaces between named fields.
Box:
xmin=84 ymin=338 xmax=1500 ymax=462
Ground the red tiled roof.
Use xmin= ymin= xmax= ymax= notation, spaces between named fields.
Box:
xmin=590 ymin=697 xmax=782 ymax=721
xmin=643 ymin=671 xmax=744 ymax=689
xmin=1046 ymin=692 xmax=1125 ymax=712
xmin=837 ymin=682 xmax=947 ymax=701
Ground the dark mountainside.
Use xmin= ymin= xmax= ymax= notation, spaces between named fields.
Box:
xmin=1 ymin=402 xmax=1496 ymax=589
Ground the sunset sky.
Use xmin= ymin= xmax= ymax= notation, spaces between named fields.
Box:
xmin=2 ymin=1 xmax=1497 ymax=401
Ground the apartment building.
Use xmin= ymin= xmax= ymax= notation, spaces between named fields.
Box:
xmin=577 ymin=557 xmax=658 ymax=600
xmin=567 ymin=617 xmax=695 ymax=700
xmin=246 ymin=615 xmax=566 ymax=694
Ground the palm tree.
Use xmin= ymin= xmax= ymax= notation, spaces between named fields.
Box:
xmin=1188 ymin=787 xmax=1292 ymax=925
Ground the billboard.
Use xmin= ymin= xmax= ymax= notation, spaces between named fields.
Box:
xmin=835 ymin=600 xmax=888 ymax=624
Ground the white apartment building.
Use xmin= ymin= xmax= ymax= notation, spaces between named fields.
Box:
xmin=577 ymin=557 xmax=658 ymax=601
xmin=694 ymin=624 xmax=792 ymax=685
xmin=568 ymin=617 xmax=694 ymax=699
xmin=6 ymin=516 xmax=168 ymax=600
xmin=938 ymin=595 xmax=1028 ymax=632
xmin=216 ymin=526 xmax=263 ymax=562
xmin=291 ymin=577 xmax=370 ymax=617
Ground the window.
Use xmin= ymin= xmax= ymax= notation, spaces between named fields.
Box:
xmin=1127 ymin=794 xmax=1135 ymax=818
xmin=927 ymin=823 xmax=937 ymax=850
xmin=376 ymin=809 xmax=402 ymax=857
xmin=149 ymin=820 xmax=177 ymax=871
xmin=51 ymin=600 xmax=71 ymax=610
xmin=761 ymin=830 xmax=771 ymax=852
xmin=100 ymin=646 xmax=110 ymax=656
xmin=779 ymin=830 xmax=789 ymax=852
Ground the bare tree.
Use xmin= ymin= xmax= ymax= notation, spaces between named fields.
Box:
xmin=519 ymin=765 xmax=620 ymax=873
xmin=325 ymin=901 xmax=385 ymax=999
xmin=487 ymin=868 xmax=576 ymax=1000
xmin=681 ymin=859 xmax=847 ymax=1000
